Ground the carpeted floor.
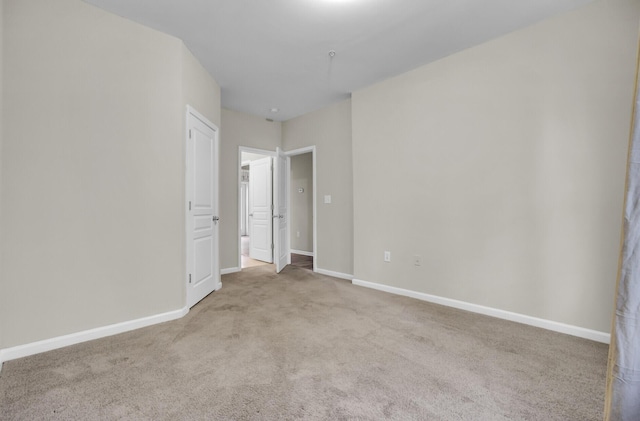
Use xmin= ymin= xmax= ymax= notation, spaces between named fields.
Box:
xmin=0 ymin=265 xmax=608 ymax=420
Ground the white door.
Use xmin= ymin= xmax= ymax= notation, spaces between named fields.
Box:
xmin=240 ymin=183 xmax=248 ymax=236
xmin=274 ymin=148 xmax=289 ymax=273
xmin=249 ymin=157 xmax=273 ymax=263
xmin=186 ymin=108 xmax=220 ymax=308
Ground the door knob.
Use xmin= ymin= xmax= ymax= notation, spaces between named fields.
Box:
xmin=279 ymin=215 xmax=284 ymax=219
xmin=212 ymin=216 xmax=220 ymax=225
xmin=249 ymin=213 xmax=253 ymax=217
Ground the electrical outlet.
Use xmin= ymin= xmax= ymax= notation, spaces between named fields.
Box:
xmin=384 ymin=251 xmax=391 ymax=262
xmin=413 ymin=255 xmax=422 ymax=266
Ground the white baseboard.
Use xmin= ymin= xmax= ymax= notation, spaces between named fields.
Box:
xmin=316 ymin=268 xmax=354 ymax=281
xmin=290 ymin=249 xmax=314 ymax=257
xmin=221 ymin=267 xmax=240 ymax=275
xmin=0 ymin=307 xmax=189 ymax=369
xmin=352 ymin=279 xmax=610 ymax=344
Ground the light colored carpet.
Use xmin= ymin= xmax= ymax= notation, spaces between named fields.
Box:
xmin=0 ymin=265 xmax=607 ymax=420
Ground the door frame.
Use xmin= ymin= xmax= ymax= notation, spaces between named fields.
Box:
xmin=185 ymin=105 xmax=220 ymax=307
xmin=274 ymin=147 xmax=288 ymax=273
xmin=237 ymin=146 xmax=277 ymax=270
xmin=285 ymin=146 xmax=317 ymax=272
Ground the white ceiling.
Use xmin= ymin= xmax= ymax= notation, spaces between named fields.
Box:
xmin=85 ymin=0 xmax=594 ymax=121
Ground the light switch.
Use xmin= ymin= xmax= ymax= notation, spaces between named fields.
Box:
xmin=324 ymin=195 xmax=332 ymax=204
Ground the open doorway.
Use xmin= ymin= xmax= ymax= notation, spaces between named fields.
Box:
xmin=286 ymin=146 xmax=317 ymax=272
xmin=237 ymin=146 xmax=316 ymax=273
xmin=288 ymin=152 xmax=314 ymax=270
xmin=239 ymin=148 xmax=275 ymax=270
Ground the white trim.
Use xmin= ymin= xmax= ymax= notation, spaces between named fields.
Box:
xmin=285 ymin=146 xmax=317 ymax=272
xmin=286 ymin=155 xmax=292 ymax=266
xmin=316 ymin=268 xmax=354 ymax=281
xmin=352 ymin=279 xmax=610 ymax=344
xmin=274 ymin=147 xmax=287 ymax=273
xmin=0 ymin=307 xmax=189 ymax=367
xmin=186 ymin=105 xmax=216 ymax=129
xmin=285 ymin=146 xmax=315 ymax=156
xmin=221 ymin=267 xmax=240 ymax=275
xmin=290 ymin=249 xmax=314 ymax=257
xmin=313 ymin=152 xmax=317 ymax=272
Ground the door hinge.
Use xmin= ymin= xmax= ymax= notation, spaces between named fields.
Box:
xmin=271 ymin=204 xmax=274 ymax=211
xmin=189 ymin=129 xmax=192 ymax=139
xmin=271 ymin=243 xmax=274 ymax=250
xmin=189 ymin=274 xmax=192 ymax=284
xmin=189 ymin=201 xmax=191 ymax=211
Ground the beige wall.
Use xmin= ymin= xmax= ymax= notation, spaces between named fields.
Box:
xmin=290 ymin=153 xmax=313 ymax=252
xmin=283 ymin=99 xmax=353 ymax=276
xmin=352 ymin=0 xmax=639 ymax=333
xmin=1 ymin=0 xmax=220 ymax=348
xmin=220 ymin=108 xmax=282 ymax=270
xmin=181 ymin=45 xmax=221 ymax=128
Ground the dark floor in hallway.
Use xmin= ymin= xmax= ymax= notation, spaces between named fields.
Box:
xmin=290 ymin=253 xmax=313 ymax=270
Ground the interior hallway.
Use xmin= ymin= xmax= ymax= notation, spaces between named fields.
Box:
xmin=290 ymin=253 xmax=313 ymax=271
xmin=241 ymin=235 xmax=271 ymax=269
xmin=241 ymin=236 xmax=313 ymax=271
